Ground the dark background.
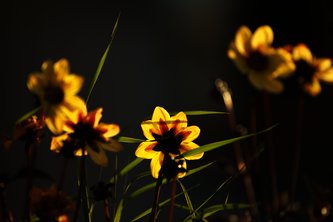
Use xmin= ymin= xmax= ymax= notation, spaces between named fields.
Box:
xmin=1 ymin=0 xmax=333 ymax=221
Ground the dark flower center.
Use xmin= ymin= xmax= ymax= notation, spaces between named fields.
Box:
xmin=160 ymin=155 xmax=187 ymax=181
xmin=43 ymin=85 xmax=64 ymax=105
xmin=152 ymin=128 xmax=183 ymax=155
xmin=295 ymin=60 xmax=317 ymax=84
xmin=246 ymin=50 xmax=269 ymax=72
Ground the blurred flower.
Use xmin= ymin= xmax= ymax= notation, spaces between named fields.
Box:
xmin=50 ymin=108 xmax=122 ymax=166
xmin=27 ymin=59 xmax=86 ymax=134
xmin=135 ymin=106 xmax=203 ymax=179
xmin=228 ymin=25 xmax=295 ymax=94
xmin=30 ymin=185 xmax=74 ymax=222
xmin=291 ymin=44 xmax=333 ymax=96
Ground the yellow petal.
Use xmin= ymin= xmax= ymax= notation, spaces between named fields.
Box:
xmin=135 ymin=142 xmax=158 ymax=159
xmin=305 ymin=79 xmax=321 ymax=96
xmin=150 ymin=153 xmax=163 ymax=178
xmin=292 ymin=44 xmax=312 ymax=62
xmin=45 ymin=113 xmax=65 ymax=134
xmin=50 ymin=134 xmax=69 ymax=152
xmin=87 ymin=146 xmax=108 ymax=167
xmin=180 ymin=142 xmax=204 ymax=160
xmin=251 ymin=25 xmax=274 ymax=49
xmin=97 ymin=139 xmax=123 ymax=152
xmin=228 ymin=45 xmax=250 ymax=74
xmin=62 ymin=96 xmax=87 ymax=115
xmin=319 ymin=68 xmax=333 ymax=82
xmin=85 ymin=108 xmax=103 ymax=127
xmin=97 ymin=123 xmax=120 ymax=138
xmin=74 ymin=149 xmax=88 ymax=156
xmin=63 ymin=75 xmax=84 ymax=96
xmin=54 ymin=59 xmax=70 ymax=80
xmin=272 ymin=48 xmax=296 ymax=78
xmin=171 ymin=112 xmax=188 ymax=130
xmin=141 ymin=121 xmax=156 ymax=140
xmin=234 ymin=26 xmax=252 ymax=55
xmin=181 ymin=126 xmax=200 ymax=142
xmin=152 ymin=106 xmax=170 ymax=123
xmin=248 ymin=74 xmax=283 ymax=94
xmin=316 ymin=58 xmax=332 ymax=71
xmin=27 ymin=74 xmax=44 ymax=95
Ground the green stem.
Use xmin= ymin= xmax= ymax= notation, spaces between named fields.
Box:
xmin=149 ymin=173 xmax=163 ymax=222
xmin=80 ymin=150 xmax=91 ymax=222
xmin=167 ymin=178 xmax=177 ymax=222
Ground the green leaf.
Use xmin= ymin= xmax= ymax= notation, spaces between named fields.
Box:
xmin=85 ymin=12 xmax=121 ymax=103
xmin=200 ymin=203 xmax=251 ymax=219
xmin=185 ymin=161 xmax=215 ymax=177
xmin=15 ymin=107 xmax=41 ymax=125
xmin=183 ymin=176 xmax=233 ymax=221
xmin=109 ymin=158 xmax=143 ymax=184
xmin=182 ymin=111 xmax=227 ymax=116
xmin=117 ymin=136 xmax=145 ymax=143
xmin=114 ymin=199 xmax=124 ymax=222
xmin=178 ymin=180 xmax=195 ymax=218
xmin=180 ymin=124 xmax=277 ymax=158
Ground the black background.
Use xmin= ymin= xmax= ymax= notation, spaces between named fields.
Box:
xmin=1 ymin=0 xmax=333 ymax=221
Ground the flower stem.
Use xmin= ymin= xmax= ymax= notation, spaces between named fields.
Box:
xmin=25 ymin=142 xmax=36 ymax=222
xmin=149 ymin=173 xmax=163 ymax=222
xmin=103 ymin=199 xmax=111 ymax=222
xmin=167 ymin=178 xmax=177 ymax=222
xmin=80 ymin=151 xmax=91 ymax=222
xmin=57 ymin=158 xmax=68 ymax=191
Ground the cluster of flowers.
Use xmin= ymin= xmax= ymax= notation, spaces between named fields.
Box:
xmin=228 ymin=25 xmax=333 ymax=96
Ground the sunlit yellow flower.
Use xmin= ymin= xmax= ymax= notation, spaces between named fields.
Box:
xmin=50 ymin=108 xmax=122 ymax=166
xmin=228 ymin=25 xmax=295 ymax=94
xmin=135 ymin=106 xmax=203 ymax=179
xmin=291 ymin=44 xmax=333 ymax=96
xmin=27 ymin=59 xmax=86 ymax=134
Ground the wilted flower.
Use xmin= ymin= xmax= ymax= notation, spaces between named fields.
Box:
xmin=27 ymin=59 xmax=86 ymax=134
xmin=291 ymin=44 xmax=333 ymax=96
xmin=228 ymin=25 xmax=295 ymax=94
xmin=30 ymin=185 xmax=75 ymax=222
xmin=135 ymin=106 xmax=203 ymax=179
xmin=50 ymin=108 xmax=122 ymax=166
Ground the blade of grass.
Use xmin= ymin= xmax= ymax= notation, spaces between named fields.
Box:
xmin=109 ymin=158 xmax=143 ymax=184
xmin=85 ymin=12 xmax=121 ymax=103
xmin=15 ymin=107 xmax=41 ymax=125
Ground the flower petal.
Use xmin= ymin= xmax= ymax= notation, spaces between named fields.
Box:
xmin=135 ymin=142 xmax=158 ymax=159
xmin=181 ymin=126 xmax=200 ymax=142
xmin=54 ymin=59 xmax=70 ymax=80
xmin=304 ymin=79 xmax=321 ymax=96
xmin=234 ymin=26 xmax=252 ymax=56
xmin=293 ymin=44 xmax=313 ymax=62
xmin=319 ymin=68 xmax=333 ymax=82
xmin=97 ymin=123 xmax=120 ymax=138
xmin=97 ymin=139 xmax=123 ymax=152
xmin=27 ymin=74 xmax=44 ymax=95
xmin=63 ymin=75 xmax=84 ymax=96
xmin=150 ymin=153 xmax=163 ymax=178
xmin=248 ymin=74 xmax=283 ymax=94
xmin=171 ymin=112 xmax=188 ymax=131
xmin=45 ymin=113 xmax=65 ymax=134
xmin=316 ymin=59 xmax=332 ymax=72
xmin=152 ymin=106 xmax=170 ymax=123
xmin=87 ymin=145 xmax=108 ymax=167
xmin=141 ymin=121 xmax=156 ymax=140
xmin=251 ymin=25 xmax=273 ymax=49
xmin=50 ymin=134 xmax=69 ymax=152
xmin=62 ymin=96 xmax=87 ymax=114
xmin=180 ymin=142 xmax=204 ymax=160
xmin=177 ymin=160 xmax=187 ymax=178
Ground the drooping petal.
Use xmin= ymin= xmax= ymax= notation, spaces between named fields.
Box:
xmin=84 ymin=108 xmax=103 ymax=127
xmin=234 ymin=26 xmax=252 ymax=56
xmin=97 ymin=123 xmax=120 ymax=138
xmin=305 ymin=79 xmax=321 ymax=96
xmin=96 ymin=139 xmax=123 ymax=152
xmin=87 ymin=145 xmax=108 ymax=167
xmin=50 ymin=134 xmax=69 ymax=152
xmin=181 ymin=126 xmax=200 ymax=142
xmin=63 ymin=75 xmax=84 ymax=96
xmin=150 ymin=153 xmax=163 ymax=178
xmin=251 ymin=25 xmax=274 ymax=49
xmin=180 ymin=142 xmax=204 ymax=160
xmin=135 ymin=142 xmax=158 ymax=159
xmin=293 ymin=44 xmax=313 ymax=63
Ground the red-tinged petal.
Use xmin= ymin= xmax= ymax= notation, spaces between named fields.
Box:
xmin=84 ymin=108 xmax=103 ymax=127
xmin=50 ymin=134 xmax=69 ymax=152
xmin=141 ymin=121 xmax=156 ymax=140
xmin=135 ymin=142 xmax=158 ymax=159
xmin=305 ymin=79 xmax=321 ymax=97
xmin=171 ymin=112 xmax=187 ymax=131
xmin=97 ymin=123 xmax=120 ymax=138
xmin=181 ymin=126 xmax=200 ymax=142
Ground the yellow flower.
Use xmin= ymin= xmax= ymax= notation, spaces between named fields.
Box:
xmin=135 ymin=106 xmax=203 ymax=179
xmin=292 ymin=44 xmax=333 ymax=96
xmin=27 ymin=59 xmax=86 ymax=134
xmin=228 ymin=25 xmax=295 ymax=94
xmin=50 ymin=108 xmax=122 ymax=166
